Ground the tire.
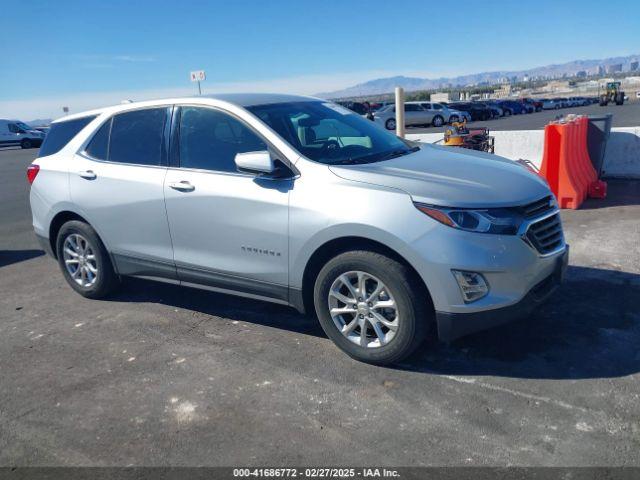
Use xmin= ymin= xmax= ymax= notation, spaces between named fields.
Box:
xmin=313 ymin=250 xmax=430 ymax=365
xmin=385 ymin=118 xmax=396 ymax=130
xmin=20 ymin=139 xmax=32 ymax=149
xmin=448 ymin=115 xmax=459 ymax=124
xmin=56 ymin=220 xmax=119 ymax=299
xmin=503 ymin=109 xmax=511 ymax=117
xmin=432 ymin=115 xmax=444 ymax=127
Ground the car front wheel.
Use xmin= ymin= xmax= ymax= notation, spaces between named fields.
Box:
xmin=313 ymin=250 xmax=429 ymax=365
xmin=385 ymin=118 xmax=396 ymax=130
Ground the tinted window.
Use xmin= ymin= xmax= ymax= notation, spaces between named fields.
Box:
xmin=85 ymin=118 xmax=111 ymax=160
xmin=38 ymin=115 xmax=97 ymax=158
xmin=8 ymin=123 xmax=19 ymax=133
xmin=432 ymin=103 xmax=443 ymax=110
xmin=109 ymin=108 xmax=167 ymax=166
xmin=179 ymin=106 xmax=267 ymax=173
xmin=405 ymin=104 xmax=421 ymax=112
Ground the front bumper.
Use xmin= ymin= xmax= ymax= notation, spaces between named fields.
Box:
xmin=435 ymin=246 xmax=568 ymax=341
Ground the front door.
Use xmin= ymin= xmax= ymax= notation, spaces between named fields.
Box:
xmin=163 ymin=106 xmax=291 ymax=302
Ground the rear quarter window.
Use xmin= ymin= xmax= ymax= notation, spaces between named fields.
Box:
xmin=38 ymin=116 xmax=97 ymax=157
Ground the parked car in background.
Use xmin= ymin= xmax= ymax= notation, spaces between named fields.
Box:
xmin=336 ymin=101 xmax=373 ymax=119
xmin=0 ymin=119 xmax=47 ymax=149
xmin=477 ymin=101 xmax=504 ymax=118
xmin=541 ymin=98 xmax=560 ymax=110
xmin=28 ymin=93 xmax=568 ymax=365
xmin=374 ymin=103 xmax=444 ymax=129
xmin=410 ymin=101 xmax=471 ymax=124
xmin=369 ymin=102 xmax=393 ymax=112
xmin=447 ymin=102 xmax=492 ymax=121
xmin=497 ymin=100 xmax=528 ymax=115
xmin=554 ymin=98 xmax=570 ymax=108
xmin=520 ymin=98 xmax=543 ymax=112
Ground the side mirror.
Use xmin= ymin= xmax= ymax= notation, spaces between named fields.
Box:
xmin=235 ymin=150 xmax=275 ymax=175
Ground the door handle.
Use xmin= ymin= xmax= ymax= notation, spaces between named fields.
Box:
xmin=78 ymin=170 xmax=97 ymax=180
xmin=168 ymin=180 xmax=195 ymax=192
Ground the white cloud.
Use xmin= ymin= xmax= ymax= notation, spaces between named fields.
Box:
xmin=0 ymin=70 xmax=394 ymax=120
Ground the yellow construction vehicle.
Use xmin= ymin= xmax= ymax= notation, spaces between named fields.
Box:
xmin=599 ymin=82 xmax=625 ymax=106
xmin=443 ymin=120 xmax=495 ymax=153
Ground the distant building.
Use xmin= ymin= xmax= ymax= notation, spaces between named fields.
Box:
xmin=595 ymin=65 xmax=605 ymax=75
xmin=606 ymin=63 xmax=622 ymax=74
xmin=576 ymin=70 xmax=587 ymax=78
xmin=493 ymin=83 xmax=512 ymax=98
xmin=430 ymin=92 xmax=461 ymax=103
xmin=630 ymin=61 xmax=639 ymax=71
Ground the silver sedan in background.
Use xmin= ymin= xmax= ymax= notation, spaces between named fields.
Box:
xmin=373 ymin=103 xmax=445 ymax=130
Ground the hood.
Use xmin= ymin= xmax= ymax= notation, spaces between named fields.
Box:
xmin=329 ymin=144 xmax=550 ymax=208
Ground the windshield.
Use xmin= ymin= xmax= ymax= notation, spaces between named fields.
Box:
xmin=247 ymin=101 xmax=417 ymax=165
xmin=15 ymin=121 xmax=32 ymax=131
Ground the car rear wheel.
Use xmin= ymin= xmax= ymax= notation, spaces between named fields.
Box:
xmin=313 ymin=250 xmax=429 ymax=365
xmin=56 ymin=220 xmax=119 ymax=299
xmin=503 ymin=109 xmax=511 ymax=117
xmin=20 ymin=139 xmax=32 ymax=149
xmin=432 ymin=115 xmax=444 ymax=127
xmin=385 ymin=118 xmax=396 ymax=130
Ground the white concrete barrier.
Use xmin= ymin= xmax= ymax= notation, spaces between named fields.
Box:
xmin=407 ymin=127 xmax=640 ymax=178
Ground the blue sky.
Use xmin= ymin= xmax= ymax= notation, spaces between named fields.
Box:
xmin=1 ymin=0 xmax=639 ymax=118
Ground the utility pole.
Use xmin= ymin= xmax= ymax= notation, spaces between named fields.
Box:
xmin=395 ymin=87 xmax=405 ymax=138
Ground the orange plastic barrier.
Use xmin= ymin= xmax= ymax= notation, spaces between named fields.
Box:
xmin=539 ymin=116 xmax=605 ymax=209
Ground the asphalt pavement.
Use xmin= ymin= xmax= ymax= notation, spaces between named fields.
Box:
xmin=1 ymin=148 xmax=639 ymax=467
xmin=409 ymin=101 xmax=640 ymax=133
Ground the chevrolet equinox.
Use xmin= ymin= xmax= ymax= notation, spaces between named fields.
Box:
xmin=29 ymin=94 xmax=568 ymax=365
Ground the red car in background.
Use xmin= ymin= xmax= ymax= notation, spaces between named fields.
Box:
xmin=520 ymin=98 xmax=543 ymax=112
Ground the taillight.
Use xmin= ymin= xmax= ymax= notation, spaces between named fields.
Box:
xmin=27 ymin=164 xmax=40 ymax=184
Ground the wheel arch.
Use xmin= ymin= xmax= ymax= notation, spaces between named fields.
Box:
xmin=48 ymin=210 xmax=91 ymax=259
xmin=298 ymin=236 xmax=434 ymax=317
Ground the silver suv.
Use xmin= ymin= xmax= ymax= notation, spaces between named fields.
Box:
xmin=29 ymin=94 xmax=568 ymax=365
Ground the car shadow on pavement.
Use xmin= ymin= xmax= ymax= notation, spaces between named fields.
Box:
xmin=0 ymin=249 xmax=44 ymax=268
xmin=115 ymin=264 xmax=639 ymax=380
xmin=399 ymin=265 xmax=640 ymax=380
xmin=113 ymin=278 xmax=325 ymax=338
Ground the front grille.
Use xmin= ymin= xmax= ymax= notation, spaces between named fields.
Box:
xmin=519 ymin=195 xmax=555 ymax=219
xmin=526 ymin=213 xmax=564 ymax=255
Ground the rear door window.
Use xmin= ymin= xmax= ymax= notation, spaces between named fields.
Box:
xmin=38 ymin=115 xmax=97 ymax=157
xmin=108 ymin=108 xmax=168 ymax=166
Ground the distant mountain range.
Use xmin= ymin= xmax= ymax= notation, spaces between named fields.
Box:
xmin=317 ymin=54 xmax=640 ymax=98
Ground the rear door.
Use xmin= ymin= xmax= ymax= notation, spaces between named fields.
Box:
xmin=70 ymin=106 xmax=176 ymax=279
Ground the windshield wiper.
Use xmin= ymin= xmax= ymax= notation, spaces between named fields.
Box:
xmin=380 ymin=146 xmax=420 ymax=160
xmin=331 ymin=146 xmax=420 ymax=166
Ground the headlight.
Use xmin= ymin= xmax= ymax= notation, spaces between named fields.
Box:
xmin=414 ymin=203 xmax=523 ymax=234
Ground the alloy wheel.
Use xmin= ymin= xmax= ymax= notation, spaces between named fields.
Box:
xmin=63 ymin=233 xmax=98 ymax=287
xmin=328 ymin=271 xmax=399 ymax=348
